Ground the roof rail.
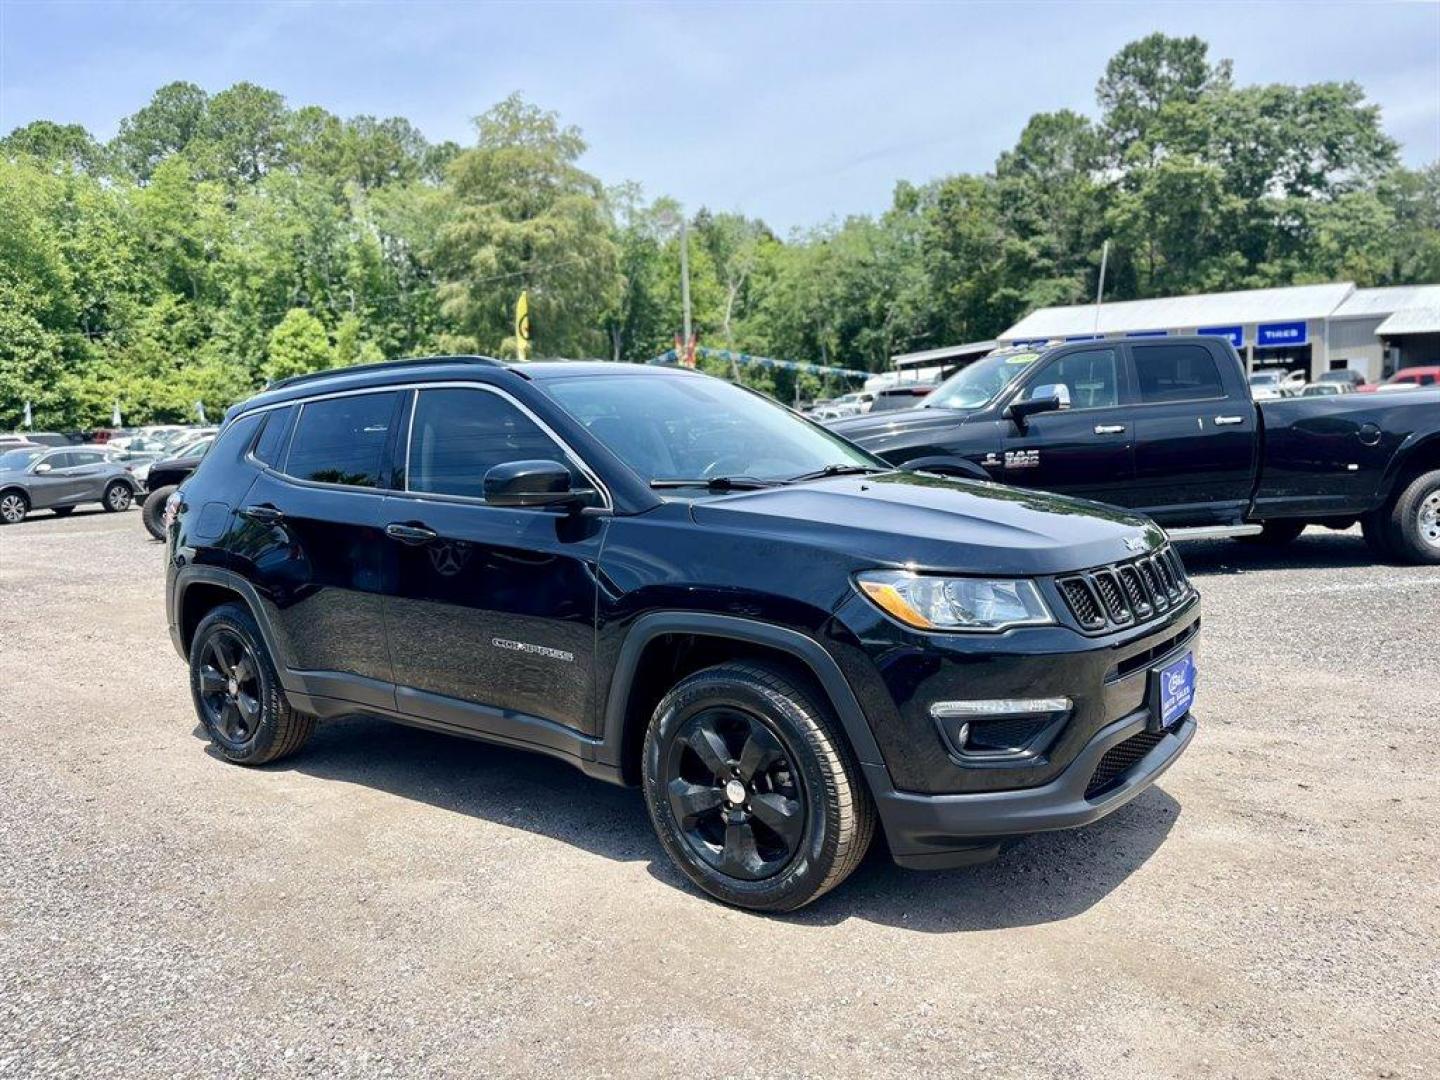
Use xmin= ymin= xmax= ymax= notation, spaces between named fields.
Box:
xmin=265 ymin=355 xmax=508 ymax=392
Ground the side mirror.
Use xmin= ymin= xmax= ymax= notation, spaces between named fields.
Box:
xmin=483 ymin=459 xmax=579 ymax=508
xmin=33 ymin=462 xmax=52 ymax=474
xmin=1004 ymin=384 xmax=1071 ymax=430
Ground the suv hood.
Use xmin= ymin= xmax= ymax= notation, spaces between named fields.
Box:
xmin=689 ymin=471 xmax=1163 ymax=577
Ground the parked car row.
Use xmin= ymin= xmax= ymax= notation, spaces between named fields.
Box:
xmin=1248 ymin=365 xmax=1440 ymax=400
xmin=0 ymin=425 xmax=215 ymax=529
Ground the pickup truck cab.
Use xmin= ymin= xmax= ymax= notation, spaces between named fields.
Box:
xmin=832 ymin=336 xmax=1440 ymax=563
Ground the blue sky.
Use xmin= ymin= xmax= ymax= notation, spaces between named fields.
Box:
xmin=2 ymin=1 xmax=1437 ymax=232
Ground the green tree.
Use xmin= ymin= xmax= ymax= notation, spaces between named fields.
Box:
xmin=436 ymin=94 xmax=619 ymax=358
xmin=263 ymin=308 xmax=332 ymax=381
xmin=111 ymin=81 xmax=209 ymax=182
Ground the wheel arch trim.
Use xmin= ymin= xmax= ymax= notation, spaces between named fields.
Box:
xmin=1378 ymin=430 xmax=1440 ymax=504
xmin=600 ymin=612 xmax=888 ymax=775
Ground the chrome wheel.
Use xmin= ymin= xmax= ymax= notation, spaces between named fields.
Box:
xmin=106 ymin=483 xmax=132 ymax=511
xmin=0 ymin=493 xmax=26 ymax=524
xmin=1419 ymin=490 xmax=1440 ymax=551
xmin=197 ymin=629 xmax=262 ymax=748
xmin=664 ymin=707 xmax=805 ymax=882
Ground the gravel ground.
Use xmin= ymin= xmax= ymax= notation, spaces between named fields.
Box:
xmin=2 ymin=508 xmax=1436 ymax=1079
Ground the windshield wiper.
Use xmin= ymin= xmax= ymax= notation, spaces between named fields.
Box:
xmin=649 ymin=476 xmax=776 ymax=491
xmin=785 ymin=463 xmax=889 ymax=483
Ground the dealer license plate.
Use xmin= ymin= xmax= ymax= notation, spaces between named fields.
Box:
xmin=1153 ymin=652 xmax=1196 ymax=731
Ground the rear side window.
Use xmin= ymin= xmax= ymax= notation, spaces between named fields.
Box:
xmin=285 ymin=392 xmax=399 ymax=488
xmin=1134 ymin=344 xmax=1225 ymax=403
xmin=71 ymin=450 xmax=105 ymax=466
xmin=406 ymin=387 xmax=580 ymax=500
xmin=251 ymin=405 xmax=295 ymax=467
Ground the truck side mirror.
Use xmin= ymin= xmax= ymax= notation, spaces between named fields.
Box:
xmin=1004 ymin=384 xmax=1070 ymax=430
xmin=483 ymin=459 xmax=579 ymax=508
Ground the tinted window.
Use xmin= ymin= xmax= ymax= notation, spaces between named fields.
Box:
xmin=285 ymin=392 xmax=398 ymax=488
xmin=407 ymin=387 xmax=579 ymax=500
xmin=1024 ymin=349 xmax=1120 ymax=408
xmin=71 ymin=450 xmax=105 ymax=466
xmin=1134 ymin=344 xmax=1225 ymax=403
xmin=251 ymin=406 xmax=294 ymax=466
xmin=41 ymin=451 xmax=74 ymax=469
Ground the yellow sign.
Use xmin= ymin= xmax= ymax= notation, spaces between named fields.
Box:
xmin=515 ymin=290 xmax=531 ymax=360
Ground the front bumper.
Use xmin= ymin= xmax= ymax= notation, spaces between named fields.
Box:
xmin=869 ymin=709 xmax=1195 ymax=869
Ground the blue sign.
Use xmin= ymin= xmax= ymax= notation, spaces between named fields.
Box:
xmin=1010 ymin=339 xmax=1050 ymax=347
xmin=1126 ymin=330 xmax=1168 ymax=338
xmin=1198 ymin=325 xmax=1244 ymax=348
xmin=1257 ymin=321 xmax=1308 ymax=348
xmin=1064 ymin=334 xmax=1101 ymax=342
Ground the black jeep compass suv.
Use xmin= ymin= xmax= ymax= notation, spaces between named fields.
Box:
xmin=165 ymin=356 xmax=1200 ymax=911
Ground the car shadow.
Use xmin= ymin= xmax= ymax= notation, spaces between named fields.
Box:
xmin=1175 ymin=529 xmax=1378 ymax=575
xmin=200 ymin=714 xmax=1180 ymax=931
xmin=4 ymin=506 xmax=117 ymax=526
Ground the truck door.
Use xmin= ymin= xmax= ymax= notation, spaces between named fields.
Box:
xmin=1001 ymin=345 xmax=1136 ymax=501
xmin=1127 ymin=341 xmax=1257 ymax=525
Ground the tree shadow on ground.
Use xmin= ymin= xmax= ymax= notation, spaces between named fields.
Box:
xmin=201 ymin=713 xmax=1181 ymax=933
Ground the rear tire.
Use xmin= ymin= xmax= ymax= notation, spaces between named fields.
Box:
xmin=642 ymin=661 xmax=875 ymax=912
xmin=102 ymin=480 xmax=134 ymax=513
xmin=0 ymin=491 xmax=28 ymax=525
xmin=142 ymin=485 xmax=175 ymax=540
xmin=1384 ymin=468 xmax=1440 ymax=565
xmin=1238 ymin=519 xmax=1306 ymax=546
xmin=189 ymin=602 xmax=314 ymax=765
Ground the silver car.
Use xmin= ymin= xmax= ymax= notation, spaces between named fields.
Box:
xmin=0 ymin=445 xmax=143 ymax=524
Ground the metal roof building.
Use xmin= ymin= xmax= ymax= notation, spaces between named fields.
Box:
xmin=994 ymin=281 xmax=1440 ymax=382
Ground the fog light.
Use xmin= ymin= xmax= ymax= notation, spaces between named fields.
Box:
xmin=931 ymin=698 xmax=1072 ymax=758
xmin=930 ymin=698 xmax=1071 ymax=719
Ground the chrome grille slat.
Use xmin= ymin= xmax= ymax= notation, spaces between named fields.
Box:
xmin=1055 ymin=546 xmax=1194 ymax=633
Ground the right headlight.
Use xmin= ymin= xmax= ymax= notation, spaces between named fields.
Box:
xmin=855 ymin=570 xmax=1054 ymax=632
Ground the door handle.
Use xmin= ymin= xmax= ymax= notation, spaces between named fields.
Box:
xmin=1213 ymin=415 xmax=1246 ymax=426
xmin=1093 ymin=424 xmax=1126 ymax=435
xmin=385 ymin=522 xmax=437 ymax=545
xmin=239 ymin=504 xmax=285 ymax=524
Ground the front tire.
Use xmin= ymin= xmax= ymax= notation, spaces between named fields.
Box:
xmin=102 ymin=480 xmax=134 ymax=513
xmin=189 ymin=602 xmax=314 ymax=765
xmin=141 ymin=484 xmax=175 ymax=540
xmin=642 ymin=662 xmax=874 ymax=912
xmin=0 ymin=491 xmax=28 ymax=525
xmin=1385 ymin=468 xmax=1440 ymax=565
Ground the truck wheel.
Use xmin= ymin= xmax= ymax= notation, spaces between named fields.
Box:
xmin=102 ymin=480 xmax=133 ymax=513
xmin=141 ymin=485 xmax=176 ymax=540
xmin=1239 ymin=519 xmax=1305 ymax=546
xmin=189 ymin=602 xmax=315 ymax=765
xmin=642 ymin=662 xmax=875 ymax=912
xmin=1385 ymin=469 xmax=1440 ymax=565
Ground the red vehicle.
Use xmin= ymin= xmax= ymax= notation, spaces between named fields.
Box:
xmin=1357 ymin=366 xmax=1439 ymax=392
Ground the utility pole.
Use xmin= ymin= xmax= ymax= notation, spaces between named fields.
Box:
xmin=1093 ymin=240 xmax=1109 ymax=334
xmin=679 ymin=217 xmax=692 ymax=353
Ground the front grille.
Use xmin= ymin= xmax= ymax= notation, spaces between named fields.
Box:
xmin=1057 ymin=546 xmax=1193 ymax=633
xmin=1085 ymin=729 xmax=1166 ymax=799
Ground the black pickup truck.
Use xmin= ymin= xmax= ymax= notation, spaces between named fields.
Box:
xmin=832 ymin=336 xmax=1440 ymax=564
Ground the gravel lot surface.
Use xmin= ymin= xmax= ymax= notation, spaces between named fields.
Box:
xmin=2 ymin=509 xmax=1436 ymax=1079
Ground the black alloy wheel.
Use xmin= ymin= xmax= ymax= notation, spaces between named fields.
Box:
xmin=666 ymin=707 xmax=806 ymax=881
xmin=197 ymin=628 xmax=263 ymax=749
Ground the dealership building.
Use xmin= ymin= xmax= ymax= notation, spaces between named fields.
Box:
xmin=889 ymin=281 xmax=1439 ymax=385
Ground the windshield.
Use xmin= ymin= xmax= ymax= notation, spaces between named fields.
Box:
xmin=541 ymin=373 xmax=881 ymax=486
xmin=923 ymin=351 xmax=1041 ymax=410
xmin=0 ymin=448 xmax=44 ymax=471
